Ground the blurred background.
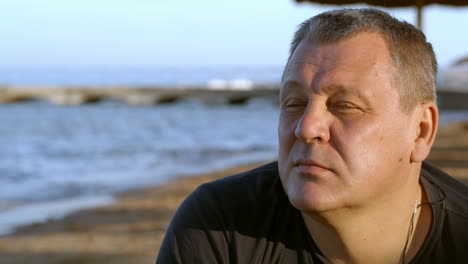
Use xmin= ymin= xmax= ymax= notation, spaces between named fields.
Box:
xmin=0 ymin=0 xmax=467 ymax=263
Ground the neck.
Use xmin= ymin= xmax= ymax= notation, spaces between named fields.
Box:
xmin=303 ymin=180 xmax=431 ymax=264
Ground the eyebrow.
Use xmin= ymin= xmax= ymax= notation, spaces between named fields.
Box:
xmin=281 ymin=81 xmax=373 ymax=107
xmin=325 ymin=84 xmax=373 ymax=108
xmin=280 ymin=80 xmax=304 ymax=97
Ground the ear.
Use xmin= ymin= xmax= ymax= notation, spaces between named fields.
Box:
xmin=410 ymin=101 xmax=438 ymax=163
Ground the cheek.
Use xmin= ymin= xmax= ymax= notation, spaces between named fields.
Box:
xmin=334 ymin=119 xmax=411 ymax=178
xmin=278 ymin=114 xmax=298 ymax=151
xmin=331 ymin=120 xmax=384 ymax=170
xmin=278 ymin=114 xmax=299 ymax=179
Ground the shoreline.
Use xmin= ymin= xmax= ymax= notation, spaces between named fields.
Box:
xmin=0 ymin=195 xmax=115 ymax=236
xmin=0 ymin=153 xmax=277 ymax=236
xmin=0 ymin=120 xmax=466 ymax=263
xmin=0 ymin=161 xmax=272 ymax=264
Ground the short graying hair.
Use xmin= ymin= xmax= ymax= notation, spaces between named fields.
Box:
xmin=283 ymin=8 xmax=437 ymax=113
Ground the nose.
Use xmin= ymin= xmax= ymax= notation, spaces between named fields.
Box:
xmin=294 ymin=103 xmax=331 ymax=144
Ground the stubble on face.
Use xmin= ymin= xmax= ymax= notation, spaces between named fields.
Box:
xmin=278 ymin=33 xmax=417 ymax=214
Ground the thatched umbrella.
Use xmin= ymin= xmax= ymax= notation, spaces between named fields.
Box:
xmin=294 ymin=0 xmax=468 ymax=30
xmin=453 ymin=55 xmax=468 ymax=66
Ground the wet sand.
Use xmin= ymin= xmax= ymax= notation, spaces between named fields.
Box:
xmin=0 ymin=121 xmax=467 ymax=264
xmin=0 ymin=162 xmax=269 ymax=264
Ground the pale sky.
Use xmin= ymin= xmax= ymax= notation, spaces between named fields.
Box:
xmin=0 ymin=0 xmax=467 ymax=69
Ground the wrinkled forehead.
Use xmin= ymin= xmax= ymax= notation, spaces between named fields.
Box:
xmin=282 ymin=33 xmax=395 ymax=86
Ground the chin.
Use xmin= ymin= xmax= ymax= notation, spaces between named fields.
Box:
xmin=285 ymin=183 xmax=342 ymax=213
xmin=289 ymin=197 xmax=341 ymax=214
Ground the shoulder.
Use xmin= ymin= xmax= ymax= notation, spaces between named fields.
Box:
xmin=172 ymin=161 xmax=280 ymax=221
xmin=421 ymin=162 xmax=468 ymax=257
xmin=156 ymin=161 xmax=284 ymax=263
xmin=169 ymin=161 xmax=281 ymax=221
xmin=198 ymin=161 xmax=280 ymax=204
xmin=421 ymin=161 xmax=468 ymax=217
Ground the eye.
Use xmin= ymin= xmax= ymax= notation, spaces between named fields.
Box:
xmin=329 ymin=101 xmax=362 ymax=114
xmin=282 ymin=98 xmax=307 ymax=112
xmin=334 ymin=101 xmax=355 ymax=108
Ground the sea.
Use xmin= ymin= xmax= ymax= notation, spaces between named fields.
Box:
xmin=0 ymin=66 xmax=283 ymax=235
xmin=0 ymin=66 xmax=467 ymax=235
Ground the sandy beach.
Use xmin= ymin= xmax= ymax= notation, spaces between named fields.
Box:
xmin=0 ymin=121 xmax=466 ymax=264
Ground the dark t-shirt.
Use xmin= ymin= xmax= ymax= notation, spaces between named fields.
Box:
xmin=156 ymin=161 xmax=468 ymax=263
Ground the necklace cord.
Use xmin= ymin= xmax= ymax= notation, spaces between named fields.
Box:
xmin=401 ymin=201 xmax=433 ymax=264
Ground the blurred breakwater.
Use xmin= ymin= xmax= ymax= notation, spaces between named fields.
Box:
xmin=0 ymin=85 xmax=279 ymax=106
xmin=437 ymin=90 xmax=468 ymax=109
xmin=0 ymin=85 xmax=466 ymax=109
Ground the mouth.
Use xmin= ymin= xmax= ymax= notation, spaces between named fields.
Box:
xmin=294 ymin=159 xmax=331 ymax=174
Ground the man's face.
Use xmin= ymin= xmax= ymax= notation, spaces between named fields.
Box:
xmin=278 ymin=33 xmax=418 ymax=213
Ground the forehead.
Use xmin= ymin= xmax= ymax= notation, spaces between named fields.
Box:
xmin=282 ymin=33 xmax=395 ymax=95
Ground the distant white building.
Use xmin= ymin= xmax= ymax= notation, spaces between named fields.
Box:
xmin=207 ymin=78 xmax=253 ymax=90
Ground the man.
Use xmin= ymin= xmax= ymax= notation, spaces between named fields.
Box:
xmin=157 ymin=9 xmax=468 ymax=263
